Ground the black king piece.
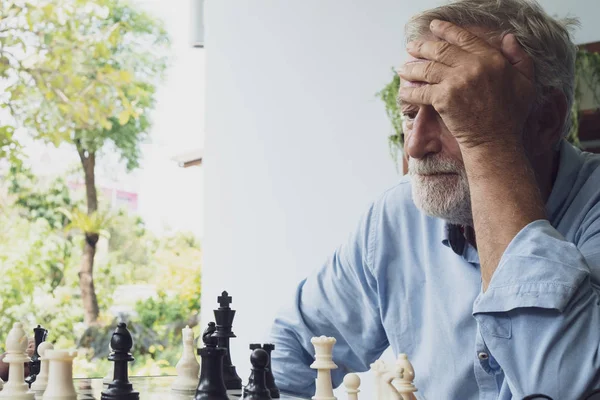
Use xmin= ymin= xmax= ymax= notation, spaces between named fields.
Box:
xmin=214 ymin=290 xmax=243 ymax=390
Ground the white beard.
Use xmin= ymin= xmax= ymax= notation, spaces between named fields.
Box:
xmin=408 ymin=156 xmax=473 ymax=227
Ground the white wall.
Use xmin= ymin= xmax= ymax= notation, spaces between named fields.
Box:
xmin=202 ymin=0 xmax=600 ymax=394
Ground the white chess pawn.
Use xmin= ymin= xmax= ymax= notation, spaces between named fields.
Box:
xmin=171 ymin=325 xmax=200 ymax=392
xmin=394 ymin=354 xmax=417 ymax=400
xmin=310 ymin=336 xmax=337 ymax=400
xmin=102 ymin=343 xmax=113 ymax=385
xmin=0 ymin=322 xmax=35 ymax=400
xmin=42 ymin=349 xmax=78 ymax=400
xmin=343 ymin=373 xmax=360 ymax=400
xmin=30 ymin=341 xmax=54 ymax=395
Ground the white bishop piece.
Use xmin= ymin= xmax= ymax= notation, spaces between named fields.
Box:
xmin=41 ymin=349 xmax=78 ymax=400
xmin=171 ymin=325 xmax=200 ymax=392
xmin=343 ymin=373 xmax=360 ymax=400
xmin=30 ymin=341 xmax=54 ymax=396
xmin=0 ymin=322 xmax=34 ymax=400
xmin=392 ymin=354 xmax=417 ymax=400
xmin=310 ymin=336 xmax=338 ymax=400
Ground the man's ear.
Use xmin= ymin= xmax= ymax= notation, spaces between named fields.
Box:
xmin=527 ymin=89 xmax=568 ymax=156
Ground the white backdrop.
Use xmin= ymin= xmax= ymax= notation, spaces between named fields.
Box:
xmin=201 ymin=0 xmax=600 ymax=394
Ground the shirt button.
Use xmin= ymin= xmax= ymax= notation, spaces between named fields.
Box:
xmin=478 ymin=352 xmax=489 ymax=360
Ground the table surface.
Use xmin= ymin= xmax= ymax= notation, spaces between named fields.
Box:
xmin=70 ymin=376 xmax=308 ymax=400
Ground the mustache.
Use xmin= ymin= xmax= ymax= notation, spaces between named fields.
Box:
xmin=408 ymin=156 xmax=464 ymax=175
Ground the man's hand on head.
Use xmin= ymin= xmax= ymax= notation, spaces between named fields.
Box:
xmin=397 ymin=20 xmax=536 ymax=151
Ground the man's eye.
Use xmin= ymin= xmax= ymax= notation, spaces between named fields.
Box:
xmin=402 ymin=111 xmax=417 ymax=121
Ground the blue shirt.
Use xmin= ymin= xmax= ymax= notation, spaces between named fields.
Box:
xmin=269 ymin=140 xmax=600 ymax=400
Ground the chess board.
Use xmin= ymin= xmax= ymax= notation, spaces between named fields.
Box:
xmin=73 ymin=376 xmax=308 ymax=400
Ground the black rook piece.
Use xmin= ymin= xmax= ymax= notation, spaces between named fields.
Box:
xmin=261 ymin=344 xmax=280 ymax=398
xmin=25 ymin=324 xmax=48 ymax=387
xmin=214 ymin=290 xmax=242 ymax=390
xmin=194 ymin=322 xmax=229 ymax=400
xmin=101 ymin=322 xmax=139 ymax=400
xmin=245 ymin=344 xmax=280 ymax=398
xmin=243 ymin=348 xmax=272 ymax=400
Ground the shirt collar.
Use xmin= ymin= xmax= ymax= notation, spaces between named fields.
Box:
xmin=440 ymin=139 xmax=583 ymax=259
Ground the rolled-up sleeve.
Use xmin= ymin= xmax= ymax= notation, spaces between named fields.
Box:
xmin=473 ymin=219 xmax=600 ymax=399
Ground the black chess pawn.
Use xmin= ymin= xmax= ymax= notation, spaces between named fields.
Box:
xmin=101 ymin=322 xmax=139 ymax=400
xmin=243 ymin=348 xmax=272 ymax=400
xmin=214 ymin=290 xmax=243 ymax=390
xmin=25 ymin=324 xmax=48 ymax=387
xmin=195 ymin=322 xmax=229 ymax=400
xmin=245 ymin=344 xmax=280 ymax=398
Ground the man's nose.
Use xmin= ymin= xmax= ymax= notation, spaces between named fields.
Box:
xmin=404 ymin=106 xmax=443 ymax=160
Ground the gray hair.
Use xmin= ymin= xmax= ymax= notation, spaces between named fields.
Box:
xmin=405 ymin=0 xmax=579 ymax=139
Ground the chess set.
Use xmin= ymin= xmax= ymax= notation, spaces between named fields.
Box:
xmin=0 ymin=290 xmax=419 ymax=400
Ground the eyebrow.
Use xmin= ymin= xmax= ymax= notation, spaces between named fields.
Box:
xmin=396 ymin=96 xmax=416 ymax=110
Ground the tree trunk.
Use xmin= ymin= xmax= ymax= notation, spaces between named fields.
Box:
xmin=76 ymin=141 xmax=100 ymax=325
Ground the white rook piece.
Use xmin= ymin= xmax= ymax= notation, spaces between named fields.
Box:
xmin=30 ymin=341 xmax=54 ymax=395
xmin=42 ymin=349 xmax=78 ymax=400
xmin=0 ymin=322 xmax=34 ymax=400
xmin=343 ymin=373 xmax=360 ymax=400
xmin=369 ymin=359 xmax=387 ymax=400
xmin=171 ymin=325 xmax=200 ymax=392
xmin=310 ymin=336 xmax=337 ymax=400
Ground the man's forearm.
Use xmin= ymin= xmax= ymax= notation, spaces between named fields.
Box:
xmin=461 ymin=140 xmax=547 ymax=290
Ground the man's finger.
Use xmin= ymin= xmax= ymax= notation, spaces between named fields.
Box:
xmin=406 ymin=39 xmax=471 ymax=67
xmin=429 ymin=19 xmax=491 ymax=54
xmin=398 ymin=84 xmax=436 ymax=106
xmin=397 ymin=60 xmax=450 ymax=84
xmin=501 ymin=33 xmax=535 ymax=80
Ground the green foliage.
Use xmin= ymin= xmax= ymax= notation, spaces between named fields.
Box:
xmin=570 ymin=49 xmax=600 ymax=146
xmin=0 ymin=181 xmax=201 ymax=377
xmin=0 ymin=0 xmax=169 ymax=170
xmin=375 ymin=69 xmax=403 ymax=169
xmin=7 ymin=165 xmax=76 ymax=229
xmin=59 ymin=207 xmax=113 ymax=238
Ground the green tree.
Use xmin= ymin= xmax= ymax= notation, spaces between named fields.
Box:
xmin=0 ymin=0 xmax=169 ymax=325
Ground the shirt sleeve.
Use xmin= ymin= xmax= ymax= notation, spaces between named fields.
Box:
xmin=268 ymin=201 xmax=389 ymax=397
xmin=472 ymin=219 xmax=600 ymax=399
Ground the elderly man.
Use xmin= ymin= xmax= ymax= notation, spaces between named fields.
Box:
xmin=269 ymin=0 xmax=600 ymax=399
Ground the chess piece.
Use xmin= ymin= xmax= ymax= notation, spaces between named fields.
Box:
xmin=243 ymin=348 xmax=272 ymax=400
xmin=42 ymin=349 xmax=78 ymax=400
xmin=194 ymin=322 xmax=229 ymax=400
xmin=369 ymin=359 xmax=388 ymax=400
xmin=246 ymin=344 xmax=280 ymax=398
xmin=393 ymin=354 xmax=417 ymax=400
xmin=103 ymin=343 xmax=113 ymax=386
xmin=213 ymin=290 xmax=243 ymax=390
xmin=30 ymin=341 xmax=54 ymax=395
xmin=25 ymin=325 xmax=47 ymax=387
xmin=310 ymin=336 xmax=337 ymax=400
xmin=343 ymin=373 xmax=360 ymax=400
xmin=0 ymin=322 xmax=35 ymax=399
xmin=101 ymin=322 xmax=139 ymax=400
xmin=171 ymin=325 xmax=200 ymax=392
